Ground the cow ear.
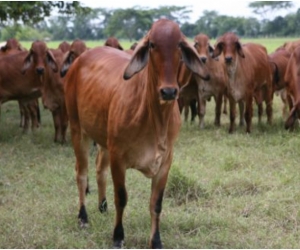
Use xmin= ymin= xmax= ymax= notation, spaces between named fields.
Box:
xmin=123 ymin=38 xmax=149 ymax=80
xmin=60 ymin=51 xmax=76 ymax=77
xmin=47 ymin=50 xmax=58 ymax=72
xmin=236 ymin=41 xmax=245 ymax=58
xmin=21 ymin=50 xmax=33 ymax=74
xmin=1 ymin=46 xmax=7 ymax=52
xmin=118 ymin=45 xmax=124 ymax=50
xmin=212 ymin=41 xmax=223 ymax=58
xmin=208 ymin=44 xmax=214 ymax=58
xmin=179 ymin=39 xmax=210 ymax=81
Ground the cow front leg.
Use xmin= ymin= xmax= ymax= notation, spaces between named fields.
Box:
xmin=245 ymin=95 xmax=253 ymax=133
xmin=228 ymin=97 xmax=236 ymax=133
xmin=149 ymin=154 xmax=172 ymax=249
xmin=111 ymin=160 xmax=127 ymax=248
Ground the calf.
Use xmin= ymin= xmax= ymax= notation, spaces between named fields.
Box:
xmin=64 ymin=19 xmax=209 ymax=248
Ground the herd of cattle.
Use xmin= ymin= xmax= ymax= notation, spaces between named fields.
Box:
xmin=1 ymin=18 xmax=300 ymax=248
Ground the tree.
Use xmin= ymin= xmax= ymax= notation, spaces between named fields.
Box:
xmin=248 ymin=1 xmax=293 ymax=19
xmin=0 ymin=1 xmax=91 ymax=24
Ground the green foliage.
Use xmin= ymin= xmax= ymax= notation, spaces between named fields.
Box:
xmin=0 ymin=1 xmax=91 ymax=25
xmin=249 ymin=1 xmax=294 ymax=16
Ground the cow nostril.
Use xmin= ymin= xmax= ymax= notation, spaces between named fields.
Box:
xmin=200 ymin=57 xmax=207 ymax=64
xmin=160 ymin=88 xmax=177 ymax=101
xmin=225 ymin=57 xmax=232 ymax=64
xmin=36 ymin=68 xmax=44 ymax=75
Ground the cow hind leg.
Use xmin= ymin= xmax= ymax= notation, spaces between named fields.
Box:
xmin=71 ymin=129 xmax=91 ymax=228
xmin=95 ymin=146 xmax=110 ymax=213
xmin=245 ymin=96 xmax=253 ymax=133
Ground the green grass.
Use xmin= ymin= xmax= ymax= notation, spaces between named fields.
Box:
xmin=20 ymin=37 xmax=298 ymax=53
xmin=1 ymin=93 xmax=300 ymax=248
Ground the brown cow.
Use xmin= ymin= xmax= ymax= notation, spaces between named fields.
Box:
xmin=193 ymin=33 xmax=228 ymax=128
xmin=0 ymin=38 xmax=41 ymax=132
xmin=283 ymin=46 xmax=300 ymax=130
xmin=213 ymin=32 xmax=273 ymax=133
xmin=58 ymin=41 xmax=71 ymax=53
xmin=60 ymin=39 xmax=88 ymax=77
xmin=268 ymin=48 xmax=292 ymax=118
xmin=64 ymin=19 xmax=209 ymax=248
xmin=104 ymin=36 xmax=124 ymax=50
xmin=0 ymin=40 xmax=58 ymax=138
xmin=40 ymin=48 xmax=68 ymax=143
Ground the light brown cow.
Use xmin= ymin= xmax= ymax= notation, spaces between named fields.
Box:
xmin=278 ymin=40 xmax=300 ymax=54
xmin=283 ymin=46 xmax=300 ymax=130
xmin=104 ymin=36 xmax=124 ymax=50
xmin=213 ymin=32 xmax=273 ymax=133
xmin=60 ymin=39 xmax=88 ymax=77
xmin=193 ymin=33 xmax=228 ymax=128
xmin=40 ymin=48 xmax=68 ymax=143
xmin=64 ymin=19 xmax=209 ymax=248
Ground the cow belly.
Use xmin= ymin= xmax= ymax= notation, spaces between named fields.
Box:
xmin=127 ymin=142 xmax=167 ymax=178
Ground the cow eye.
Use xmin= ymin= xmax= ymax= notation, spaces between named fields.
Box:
xmin=149 ymin=42 xmax=155 ymax=49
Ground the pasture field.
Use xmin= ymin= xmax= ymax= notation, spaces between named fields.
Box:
xmin=20 ymin=36 xmax=299 ymax=53
xmin=1 ymin=38 xmax=300 ymax=248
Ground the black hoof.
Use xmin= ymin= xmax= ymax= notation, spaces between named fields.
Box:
xmin=99 ymin=198 xmax=108 ymax=213
xmin=113 ymin=240 xmax=124 ymax=249
xmin=78 ymin=205 xmax=88 ymax=228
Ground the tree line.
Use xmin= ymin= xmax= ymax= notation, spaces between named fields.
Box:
xmin=0 ymin=1 xmax=299 ymax=41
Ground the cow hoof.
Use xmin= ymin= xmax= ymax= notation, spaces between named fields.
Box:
xmin=113 ymin=240 xmax=124 ymax=249
xmin=99 ymin=198 xmax=108 ymax=213
xmin=78 ymin=219 xmax=89 ymax=229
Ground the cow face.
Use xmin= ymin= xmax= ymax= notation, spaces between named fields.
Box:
xmin=123 ymin=19 xmax=209 ymax=102
xmin=21 ymin=40 xmax=58 ymax=75
xmin=194 ymin=33 xmax=214 ymax=64
xmin=60 ymin=39 xmax=88 ymax=77
xmin=213 ymin=32 xmax=245 ymax=65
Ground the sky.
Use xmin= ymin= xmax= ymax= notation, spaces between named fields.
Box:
xmin=80 ymin=0 xmax=300 ymax=22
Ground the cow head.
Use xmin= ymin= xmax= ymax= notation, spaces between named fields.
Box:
xmin=104 ymin=37 xmax=124 ymax=50
xmin=213 ymin=32 xmax=245 ymax=65
xmin=60 ymin=39 xmax=88 ymax=77
xmin=123 ymin=19 xmax=209 ymax=102
xmin=194 ymin=33 xmax=214 ymax=64
xmin=21 ymin=40 xmax=58 ymax=75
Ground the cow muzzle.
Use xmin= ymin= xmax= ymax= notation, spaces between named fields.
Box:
xmin=160 ymin=88 xmax=178 ymax=101
xmin=36 ymin=67 xmax=44 ymax=75
xmin=225 ymin=56 xmax=233 ymax=64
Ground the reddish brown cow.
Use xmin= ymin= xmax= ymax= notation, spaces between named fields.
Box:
xmin=58 ymin=41 xmax=71 ymax=53
xmin=0 ymin=40 xmax=58 ymax=136
xmin=104 ymin=36 xmax=124 ymax=50
xmin=213 ymin=32 xmax=273 ymax=133
xmin=268 ymin=48 xmax=292 ymax=118
xmin=0 ymin=38 xmax=41 ymax=132
xmin=283 ymin=46 xmax=300 ymax=130
xmin=60 ymin=39 xmax=88 ymax=77
xmin=64 ymin=19 xmax=209 ymax=248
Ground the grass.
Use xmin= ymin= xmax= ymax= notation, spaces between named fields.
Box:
xmin=20 ymin=37 xmax=299 ymax=53
xmin=1 ymin=38 xmax=300 ymax=248
xmin=1 ymin=94 xmax=300 ymax=248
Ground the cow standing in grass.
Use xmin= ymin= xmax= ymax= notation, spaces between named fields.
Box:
xmin=64 ymin=19 xmax=209 ymax=248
